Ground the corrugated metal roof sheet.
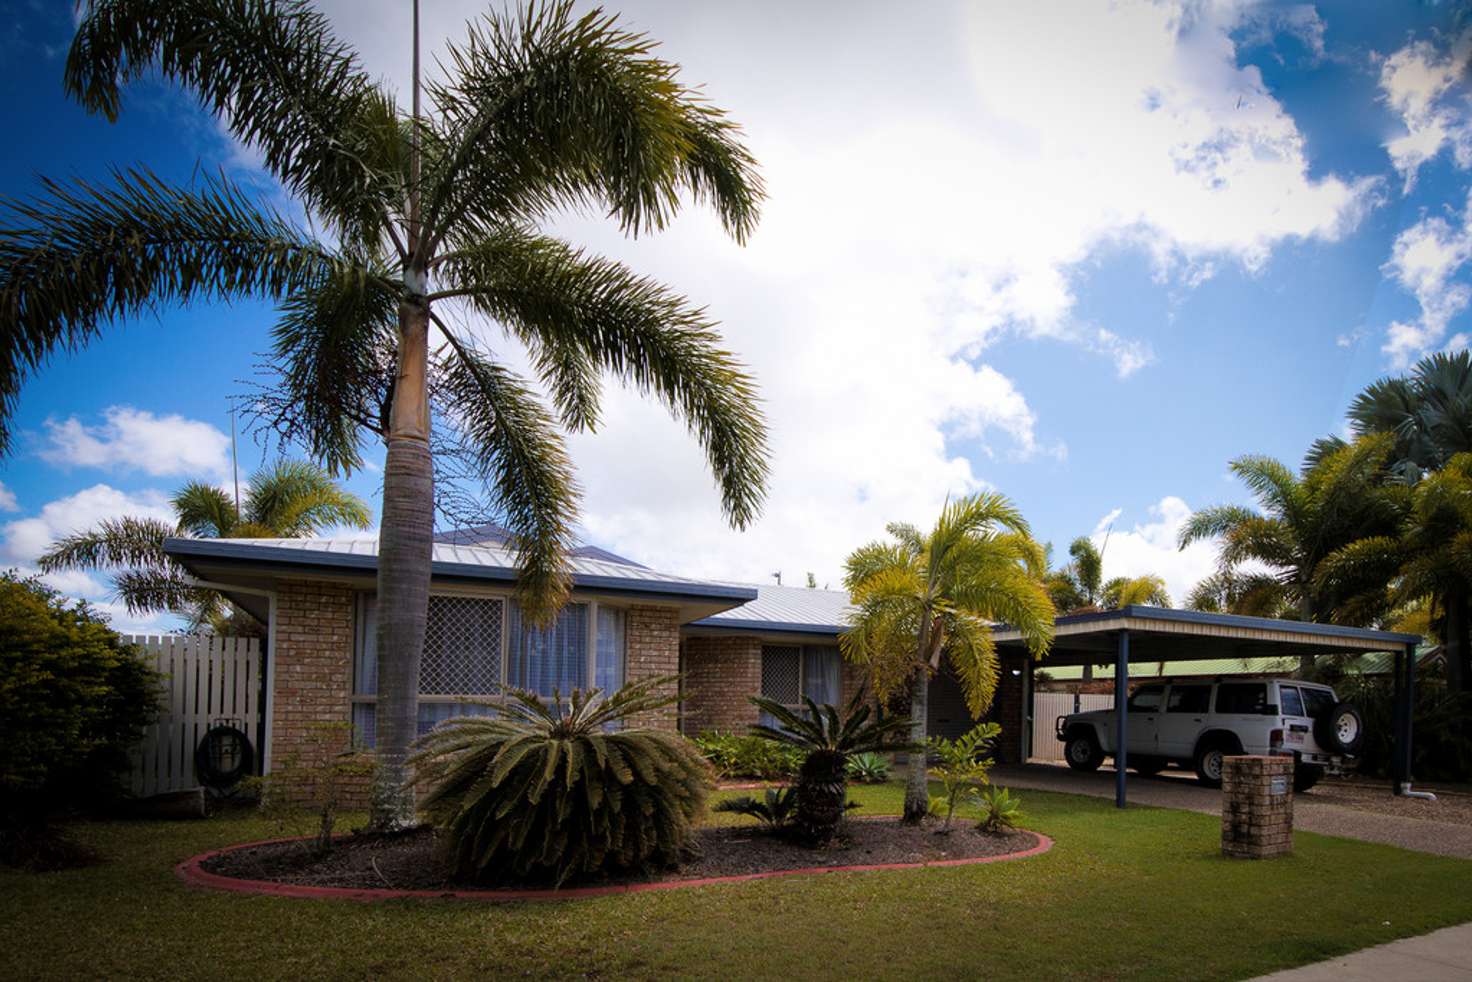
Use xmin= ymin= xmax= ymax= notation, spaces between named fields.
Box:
xmin=690 ymin=582 xmax=852 ymax=634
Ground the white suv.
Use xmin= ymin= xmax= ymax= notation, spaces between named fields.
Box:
xmin=1055 ymin=678 xmax=1365 ymax=791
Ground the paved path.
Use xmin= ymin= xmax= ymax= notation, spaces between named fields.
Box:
xmin=1248 ymin=922 xmax=1472 ymax=980
xmin=991 ymin=763 xmax=1472 ymax=859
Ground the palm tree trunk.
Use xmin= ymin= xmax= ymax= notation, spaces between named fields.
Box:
xmin=1446 ymin=586 xmax=1469 ymax=695
xmin=1297 ymin=591 xmax=1315 ymax=677
xmin=368 ymin=294 xmax=434 ymax=830
xmin=902 ymin=664 xmax=929 ymax=823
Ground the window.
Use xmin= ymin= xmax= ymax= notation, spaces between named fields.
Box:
xmin=1167 ymin=685 xmax=1211 ymax=714
xmin=1300 ymin=686 xmax=1335 ymax=719
xmin=1278 ymin=685 xmax=1305 ymax=717
xmin=1128 ymin=685 xmax=1164 ymax=711
xmin=352 ymin=594 xmax=627 ymax=746
xmin=759 ymin=645 xmax=841 ymax=725
xmin=1215 ymin=683 xmax=1267 ymax=715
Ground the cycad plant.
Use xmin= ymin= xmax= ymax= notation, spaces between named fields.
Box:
xmin=17 ymin=0 xmax=770 ymax=828
xmin=711 ymin=786 xmax=797 ymax=831
xmin=747 ymin=690 xmax=913 ymax=844
xmin=410 ymin=676 xmax=711 ymax=886
xmin=38 ymin=460 xmax=369 ymax=632
xmin=840 ymin=492 xmax=1055 ymax=821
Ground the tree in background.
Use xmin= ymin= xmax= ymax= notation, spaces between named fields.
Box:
xmin=1178 ymin=436 xmax=1404 ymax=668
xmin=1316 ymin=452 xmax=1472 ymax=691
xmin=1046 ymin=535 xmax=1170 ymax=613
xmin=840 ymin=493 xmax=1054 ymax=822
xmin=38 ymin=461 xmax=369 ymax=634
xmin=10 ymin=0 xmax=771 ymax=829
xmin=1184 ymin=570 xmax=1294 ymax=619
xmin=1101 ymin=574 xmax=1170 ymax=609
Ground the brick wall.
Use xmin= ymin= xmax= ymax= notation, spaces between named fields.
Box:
xmin=626 ymin=604 xmax=682 ymax=730
xmin=681 ymin=635 xmax=762 ymax=734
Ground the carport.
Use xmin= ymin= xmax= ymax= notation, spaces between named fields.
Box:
xmin=992 ymin=606 xmax=1423 ymax=808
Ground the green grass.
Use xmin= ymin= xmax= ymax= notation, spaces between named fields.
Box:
xmin=3 ymin=784 xmax=1470 ymax=981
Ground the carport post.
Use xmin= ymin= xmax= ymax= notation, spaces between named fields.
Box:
xmin=1115 ymin=629 xmax=1130 ymax=809
xmin=1391 ymin=650 xmax=1406 ymax=789
xmin=1393 ymin=642 xmax=1417 ymax=794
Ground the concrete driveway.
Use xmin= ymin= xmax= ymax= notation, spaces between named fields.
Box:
xmin=991 ymin=762 xmax=1472 ymax=860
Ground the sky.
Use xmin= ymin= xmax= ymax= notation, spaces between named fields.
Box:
xmin=3 ymin=0 xmax=1472 ymax=632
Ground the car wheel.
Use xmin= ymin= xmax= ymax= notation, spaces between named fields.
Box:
xmin=1193 ymin=738 xmax=1238 ymax=788
xmin=1131 ymin=756 xmax=1166 ymax=776
xmin=1316 ymin=702 xmax=1365 ymax=756
xmin=1294 ymin=764 xmax=1324 ymax=793
xmin=1064 ymin=733 xmax=1104 ymax=772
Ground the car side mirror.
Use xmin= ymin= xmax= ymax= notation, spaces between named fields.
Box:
xmin=1261 ymin=705 xmax=1278 ymax=716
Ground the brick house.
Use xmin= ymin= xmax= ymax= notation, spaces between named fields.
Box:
xmin=164 ymin=526 xmax=1029 ymax=783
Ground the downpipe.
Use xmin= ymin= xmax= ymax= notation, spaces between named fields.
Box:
xmin=1397 ymin=782 xmax=1438 ymax=801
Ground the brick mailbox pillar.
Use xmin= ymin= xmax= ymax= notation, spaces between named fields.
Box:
xmin=1221 ymin=755 xmax=1294 ymax=859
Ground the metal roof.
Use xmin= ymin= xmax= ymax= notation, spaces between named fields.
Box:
xmin=688 ymin=582 xmax=852 ymax=635
xmin=432 ymin=522 xmax=647 ymax=568
xmin=163 ymin=536 xmax=756 ymax=605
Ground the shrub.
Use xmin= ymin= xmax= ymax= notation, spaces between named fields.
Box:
xmin=1337 ymin=670 xmax=1472 ymax=782
xmin=0 ymin=574 xmax=162 ymax=869
xmin=692 ymin=731 xmax=802 ymax=780
xmin=411 ymin=676 xmax=712 ymax=886
xmin=928 ymin=723 xmax=1000 ymax=831
xmin=748 ymin=690 xmax=915 ymax=844
xmin=243 ymin=722 xmax=374 ymax=856
xmin=712 ymin=786 xmax=798 ymax=831
xmin=974 ymin=786 xmax=1023 ymax=833
xmin=846 ymin=751 xmax=891 ymax=784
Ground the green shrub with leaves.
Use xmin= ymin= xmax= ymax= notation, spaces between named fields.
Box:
xmin=711 ymin=786 xmax=797 ymax=831
xmin=749 ymin=690 xmax=914 ymax=844
xmin=846 ymin=751 xmax=891 ymax=783
xmin=973 ymin=786 xmax=1023 ymax=833
xmin=411 ymin=676 xmax=712 ymax=886
xmin=692 ymin=730 xmax=803 ymax=780
xmin=243 ymin=721 xmax=375 ymax=856
xmin=927 ymin=722 xmax=1000 ymax=831
xmin=0 ymin=573 xmax=162 ymax=869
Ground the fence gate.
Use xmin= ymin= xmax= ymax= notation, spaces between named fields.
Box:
xmin=123 ymin=635 xmax=262 ymax=797
xmin=1031 ymin=691 xmax=1116 ymax=761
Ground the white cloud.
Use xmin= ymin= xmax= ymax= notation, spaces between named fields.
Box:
xmin=1378 ymin=33 xmax=1472 ymax=191
xmin=0 ymin=480 xmax=16 ymax=511
xmin=292 ymin=1 xmax=1370 ymax=584
xmin=1 ymin=483 xmax=174 ymax=566
xmin=39 ymin=406 xmax=230 ymax=478
xmin=1381 ymin=190 xmax=1472 ymax=367
xmin=1085 ymin=496 xmax=1221 ymax=604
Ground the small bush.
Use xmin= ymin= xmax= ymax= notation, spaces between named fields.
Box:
xmin=973 ymin=786 xmax=1023 ymax=833
xmin=242 ymin=722 xmax=374 ymax=856
xmin=928 ymin=723 xmax=1000 ymax=831
xmin=712 ymin=786 xmax=798 ymax=831
xmin=846 ymin=751 xmax=891 ymax=783
xmin=692 ymin=730 xmax=802 ymax=780
xmin=0 ymin=574 xmax=162 ymax=869
xmin=412 ymin=677 xmax=712 ymax=886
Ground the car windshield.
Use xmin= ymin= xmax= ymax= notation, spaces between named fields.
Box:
xmin=1300 ymin=686 xmax=1336 ymax=719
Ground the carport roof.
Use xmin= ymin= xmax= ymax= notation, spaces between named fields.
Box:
xmin=994 ymin=605 xmax=1421 ymax=666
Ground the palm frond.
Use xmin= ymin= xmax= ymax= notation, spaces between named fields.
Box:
xmin=37 ymin=516 xmax=175 ymax=573
xmin=172 ymin=482 xmax=237 ymax=538
xmin=244 ymin=459 xmax=372 ymax=535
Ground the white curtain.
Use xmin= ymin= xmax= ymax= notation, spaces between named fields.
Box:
xmin=802 ymin=646 xmax=840 ymax=707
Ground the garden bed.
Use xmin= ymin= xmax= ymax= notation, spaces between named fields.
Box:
xmin=186 ymin=819 xmax=1048 ymax=901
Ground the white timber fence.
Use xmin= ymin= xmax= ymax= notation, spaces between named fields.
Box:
xmin=122 ymin=635 xmax=262 ymax=797
xmin=1031 ymin=691 xmax=1116 ymax=761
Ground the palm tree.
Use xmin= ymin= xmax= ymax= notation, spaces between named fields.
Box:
xmin=1184 ymin=570 xmax=1293 ymax=619
xmin=1101 ymin=574 xmax=1170 ymax=608
xmin=1317 ymin=452 xmax=1472 ymax=691
xmin=1338 ymin=351 xmax=1472 ymax=482
xmin=839 ymin=493 xmax=1055 ymax=823
xmin=1179 ymin=435 xmax=1405 ymax=670
xmin=38 ymin=460 xmax=370 ymax=632
xmin=1045 ymin=536 xmax=1104 ymax=613
xmin=6 ymin=1 xmax=769 ymax=828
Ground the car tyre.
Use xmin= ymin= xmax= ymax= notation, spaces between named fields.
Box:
xmin=1193 ymin=737 xmax=1239 ymax=788
xmin=1294 ymin=764 xmax=1324 ymax=793
xmin=1064 ymin=732 xmax=1104 ymax=772
xmin=1316 ymin=702 xmax=1365 ymax=756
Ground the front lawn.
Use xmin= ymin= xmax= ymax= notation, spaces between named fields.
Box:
xmin=3 ymin=785 xmax=1470 ymax=980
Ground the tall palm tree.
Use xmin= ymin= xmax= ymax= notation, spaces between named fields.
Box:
xmin=38 ymin=460 xmax=371 ymax=632
xmin=1179 ymin=435 xmax=1405 ymax=670
xmin=1102 ymin=574 xmax=1170 ymax=608
xmin=1316 ymin=452 xmax=1472 ymax=691
xmin=5 ymin=1 xmax=769 ymax=829
xmin=1184 ymin=570 xmax=1294 ymax=619
xmin=839 ymin=493 xmax=1055 ymax=823
xmin=1338 ymin=351 xmax=1472 ymax=482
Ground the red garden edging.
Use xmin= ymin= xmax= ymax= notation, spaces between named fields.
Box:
xmin=176 ymin=831 xmax=1054 ymax=903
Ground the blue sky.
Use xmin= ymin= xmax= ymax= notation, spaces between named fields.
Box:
xmin=4 ymin=1 xmax=1472 ymax=629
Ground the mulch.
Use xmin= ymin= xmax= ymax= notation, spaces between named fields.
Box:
xmin=200 ymin=819 xmax=1039 ymax=892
